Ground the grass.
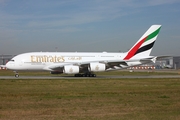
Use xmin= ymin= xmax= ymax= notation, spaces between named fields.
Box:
xmin=0 ymin=78 xmax=180 ymax=120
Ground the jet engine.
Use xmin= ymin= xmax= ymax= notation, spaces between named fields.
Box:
xmin=63 ymin=65 xmax=79 ymax=74
xmin=89 ymin=63 xmax=106 ymax=72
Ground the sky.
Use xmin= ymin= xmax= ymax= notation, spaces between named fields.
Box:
xmin=0 ymin=0 xmax=180 ymax=56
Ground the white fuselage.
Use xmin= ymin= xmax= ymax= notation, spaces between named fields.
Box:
xmin=5 ymin=25 xmax=161 ymax=76
xmin=6 ymin=52 xmax=137 ymax=72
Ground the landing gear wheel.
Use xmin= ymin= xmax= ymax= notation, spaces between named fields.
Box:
xmin=74 ymin=73 xmax=96 ymax=77
xmin=92 ymin=74 xmax=96 ymax=77
xmin=13 ymin=71 xmax=19 ymax=78
xmin=15 ymin=74 xmax=19 ymax=78
xmin=74 ymin=74 xmax=82 ymax=77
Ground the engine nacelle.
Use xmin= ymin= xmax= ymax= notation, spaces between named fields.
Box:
xmin=89 ymin=63 xmax=106 ymax=72
xmin=50 ymin=71 xmax=63 ymax=74
xmin=126 ymin=61 xmax=142 ymax=66
xmin=64 ymin=65 xmax=79 ymax=74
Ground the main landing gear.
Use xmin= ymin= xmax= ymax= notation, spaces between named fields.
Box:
xmin=74 ymin=73 xmax=96 ymax=77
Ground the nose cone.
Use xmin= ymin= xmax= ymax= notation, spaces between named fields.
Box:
xmin=5 ymin=61 xmax=10 ymax=69
xmin=6 ymin=61 xmax=15 ymax=70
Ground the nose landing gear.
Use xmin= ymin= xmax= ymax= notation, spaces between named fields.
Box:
xmin=15 ymin=74 xmax=19 ymax=78
xmin=13 ymin=71 xmax=19 ymax=78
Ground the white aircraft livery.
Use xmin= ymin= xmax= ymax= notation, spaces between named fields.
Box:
xmin=6 ymin=25 xmax=162 ymax=77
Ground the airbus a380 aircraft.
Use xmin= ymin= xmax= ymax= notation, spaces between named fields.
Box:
xmin=6 ymin=25 xmax=162 ymax=77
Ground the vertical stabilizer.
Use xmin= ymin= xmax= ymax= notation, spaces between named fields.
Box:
xmin=123 ymin=25 xmax=161 ymax=60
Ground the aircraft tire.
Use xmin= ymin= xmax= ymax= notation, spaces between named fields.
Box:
xmin=92 ymin=74 xmax=96 ymax=77
xmin=88 ymin=74 xmax=96 ymax=77
xmin=15 ymin=74 xmax=19 ymax=78
xmin=74 ymin=73 xmax=96 ymax=77
xmin=75 ymin=74 xmax=82 ymax=77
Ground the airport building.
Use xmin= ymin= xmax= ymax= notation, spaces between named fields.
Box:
xmin=157 ymin=56 xmax=180 ymax=69
xmin=0 ymin=55 xmax=14 ymax=65
xmin=0 ymin=55 xmax=15 ymax=69
xmin=130 ymin=57 xmax=180 ymax=70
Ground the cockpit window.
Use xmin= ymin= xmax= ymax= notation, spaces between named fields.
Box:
xmin=10 ymin=60 xmax=15 ymax=62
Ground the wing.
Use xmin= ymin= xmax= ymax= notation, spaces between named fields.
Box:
xmin=46 ymin=59 xmax=149 ymax=72
xmin=46 ymin=56 xmax=171 ymax=73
